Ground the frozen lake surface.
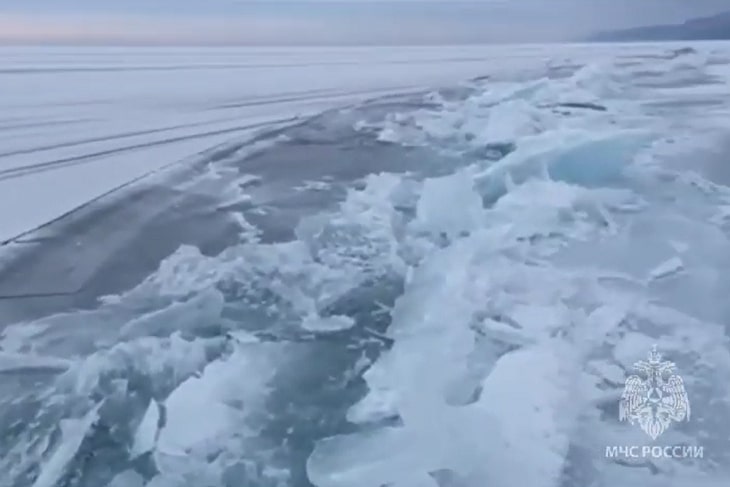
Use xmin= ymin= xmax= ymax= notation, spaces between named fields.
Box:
xmin=1 ymin=43 xmax=730 ymax=487
xmin=0 ymin=44 xmax=576 ymax=244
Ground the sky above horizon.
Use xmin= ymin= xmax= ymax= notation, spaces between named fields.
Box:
xmin=1 ymin=1 xmax=728 ymax=45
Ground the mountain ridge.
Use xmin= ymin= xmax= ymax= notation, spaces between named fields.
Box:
xmin=591 ymin=11 xmax=730 ymax=42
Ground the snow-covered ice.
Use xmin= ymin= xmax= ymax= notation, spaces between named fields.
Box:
xmin=0 ymin=44 xmax=577 ymax=244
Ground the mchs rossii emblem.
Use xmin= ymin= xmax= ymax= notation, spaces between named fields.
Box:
xmin=620 ymin=345 xmax=690 ymax=440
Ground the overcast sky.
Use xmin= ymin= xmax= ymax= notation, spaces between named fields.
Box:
xmin=1 ymin=0 xmax=728 ymax=45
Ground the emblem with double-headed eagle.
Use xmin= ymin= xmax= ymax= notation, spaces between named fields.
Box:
xmin=619 ymin=345 xmax=690 ymax=440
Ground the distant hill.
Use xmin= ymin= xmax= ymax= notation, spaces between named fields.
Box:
xmin=591 ymin=11 xmax=730 ymax=42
